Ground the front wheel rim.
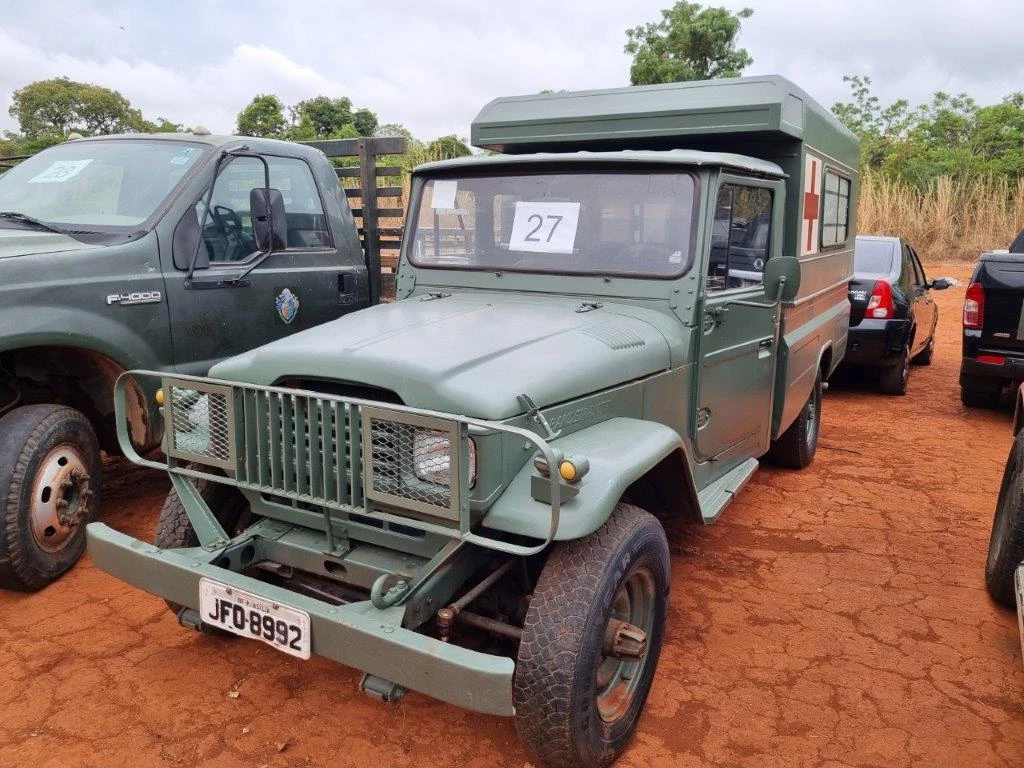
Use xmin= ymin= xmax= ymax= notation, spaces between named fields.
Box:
xmin=595 ymin=565 xmax=656 ymax=724
xmin=29 ymin=443 xmax=92 ymax=553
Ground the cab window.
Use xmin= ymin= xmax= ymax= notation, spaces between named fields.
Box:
xmin=195 ymin=156 xmax=330 ymax=264
xmin=706 ymin=183 xmax=773 ymax=292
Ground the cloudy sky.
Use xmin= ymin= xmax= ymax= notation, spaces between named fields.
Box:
xmin=1 ymin=0 xmax=1022 ymax=142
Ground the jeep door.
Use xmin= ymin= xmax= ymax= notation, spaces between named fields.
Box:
xmin=695 ymin=177 xmax=781 ymax=471
xmin=163 ymin=153 xmax=356 ymax=376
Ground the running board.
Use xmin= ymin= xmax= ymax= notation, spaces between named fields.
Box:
xmin=697 ymin=458 xmax=759 ymax=523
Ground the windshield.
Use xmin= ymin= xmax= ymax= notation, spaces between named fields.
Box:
xmin=409 ymin=169 xmax=698 ymax=278
xmin=0 ymin=139 xmax=208 ymax=232
xmin=854 ymin=238 xmax=897 ymax=278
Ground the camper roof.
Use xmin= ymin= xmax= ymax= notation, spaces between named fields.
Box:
xmin=471 ymin=74 xmax=853 ymax=154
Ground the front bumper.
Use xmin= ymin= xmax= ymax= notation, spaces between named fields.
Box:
xmin=842 ymin=319 xmax=911 ymax=366
xmin=1017 ymin=565 xmax=1024 ymax=669
xmin=86 ymin=522 xmax=515 ymax=716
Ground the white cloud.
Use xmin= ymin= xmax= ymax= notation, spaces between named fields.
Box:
xmin=2 ymin=0 xmax=1024 ymax=144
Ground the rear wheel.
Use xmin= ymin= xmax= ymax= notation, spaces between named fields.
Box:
xmin=769 ymin=368 xmax=822 ymax=469
xmin=513 ymin=503 xmax=669 ymax=768
xmin=985 ymin=431 xmax=1024 ymax=607
xmin=879 ymin=346 xmax=910 ymax=395
xmin=0 ymin=405 xmax=101 ymax=591
xmin=961 ymin=379 xmax=1002 ymax=408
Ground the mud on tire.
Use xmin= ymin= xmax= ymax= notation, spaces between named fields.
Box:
xmin=513 ymin=503 xmax=670 ymax=768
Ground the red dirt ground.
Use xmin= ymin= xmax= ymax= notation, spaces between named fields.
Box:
xmin=1 ymin=264 xmax=1022 ymax=767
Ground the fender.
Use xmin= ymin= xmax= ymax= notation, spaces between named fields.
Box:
xmin=481 ymin=417 xmax=697 ymax=541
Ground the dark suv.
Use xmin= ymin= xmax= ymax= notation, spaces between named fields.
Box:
xmin=844 ymin=235 xmax=949 ymax=395
xmin=960 ymin=229 xmax=1024 ymax=407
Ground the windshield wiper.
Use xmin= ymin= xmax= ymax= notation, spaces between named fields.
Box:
xmin=0 ymin=211 xmax=72 ymax=235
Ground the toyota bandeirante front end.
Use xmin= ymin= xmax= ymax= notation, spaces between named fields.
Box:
xmin=87 ymin=76 xmax=859 ymax=768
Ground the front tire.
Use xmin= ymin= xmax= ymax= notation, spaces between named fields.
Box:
xmin=513 ymin=503 xmax=670 ymax=768
xmin=986 ymin=432 xmax=1024 ymax=607
xmin=0 ymin=405 xmax=101 ymax=591
xmin=769 ymin=368 xmax=822 ymax=469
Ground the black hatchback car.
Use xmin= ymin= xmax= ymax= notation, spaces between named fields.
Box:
xmin=842 ymin=235 xmax=950 ymax=395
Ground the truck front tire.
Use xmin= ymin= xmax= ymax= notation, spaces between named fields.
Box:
xmin=513 ymin=503 xmax=669 ymax=768
xmin=0 ymin=405 xmax=101 ymax=591
xmin=155 ymin=468 xmax=252 ymax=619
xmin=985 ymin=431 xmax=1024 ymax=607
xmin=769 ymin=369 xmax=822 ymax=469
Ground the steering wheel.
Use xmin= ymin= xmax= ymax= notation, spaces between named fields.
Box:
xmin=211 ymin=205 xmax=248 ymax=261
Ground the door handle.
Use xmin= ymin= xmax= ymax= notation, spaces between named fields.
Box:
xmin=759 ymin=339 xmax=773 ymax=349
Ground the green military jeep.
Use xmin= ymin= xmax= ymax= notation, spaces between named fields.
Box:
xmin=88 ymin=76 xmax=859 ymax=767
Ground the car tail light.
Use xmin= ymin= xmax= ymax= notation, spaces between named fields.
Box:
xmin=963 ymin=282 xmax=984 ymax=329
xmin=865 ymin=281 xmax=894 ymax=319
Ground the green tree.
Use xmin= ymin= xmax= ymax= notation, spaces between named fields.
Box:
xmin=236 ymin=94 xmax=287 ymax=138
xmin=352 ymin=108 xmax=379 ymax=137
xmin=831 ymin=75 xmax=913 ymax=170
xmin=426 ymin=134 xmax=472 ymax=160
xmin=624 ymin=2 xmax=753 ymax=85
xmin=9 ymin=77 xmax=149 ymax=141
xmin=291 ymin=96 xmax=353 ymax=138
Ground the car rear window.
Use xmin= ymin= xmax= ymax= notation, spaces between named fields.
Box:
xmin=854 ymin=239 xmax=896 ymax=278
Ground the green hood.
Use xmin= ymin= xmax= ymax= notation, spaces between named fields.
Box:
xmin=210 ymin=293 xmax=678 ymax=419
xmin=0 ymin=228 xmax=98 ymax=259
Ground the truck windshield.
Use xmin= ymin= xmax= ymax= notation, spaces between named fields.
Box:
xmin=409 ymin=169 xmax=698 ymax=278
xmin=0 ymin=139 xmax=208 ymax=232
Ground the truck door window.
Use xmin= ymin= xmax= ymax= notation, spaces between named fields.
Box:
xmin=706 ymin=183 xmax=773 ymax=292
xmin=195 ymin=156 xmax=330 ymax=264
xmin=821 ymin=170 xmax=851 ymax=247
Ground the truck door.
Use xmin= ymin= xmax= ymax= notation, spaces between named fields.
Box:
xmin=163 ymin=154 xmax=356 ymax=376
xmin=696 ymin=178 xmax=780 ymax=466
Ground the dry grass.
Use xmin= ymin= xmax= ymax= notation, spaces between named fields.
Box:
xmin=858 ymin=171 xmax=1024 ymax=263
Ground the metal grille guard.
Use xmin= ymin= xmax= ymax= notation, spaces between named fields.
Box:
xmin=114 ymin=370 xmax=561 ymax=556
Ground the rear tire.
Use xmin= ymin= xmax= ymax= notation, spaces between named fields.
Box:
xmin=912 ymin=338 xmax=934 ymax=366
xmin=985 ymin=432 xmax=1024 ymax=607
xmin=961 ymin=382 xmax=1002 ymax=408
xmin=879 ymin=346 xmax=910 ymax=396
xmin=513 ymin=504 xmax=669 ymax=768
xmin=0 ymin=405 xmax=101 ymax=591
xmin=768 ymin=368 xmax=822 ymax=469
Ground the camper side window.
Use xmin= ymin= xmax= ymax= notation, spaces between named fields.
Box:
xmin=706 ymin=184 xmax=773 ymax=292
xmin=821 ymin=170 xmax=851 ymax=247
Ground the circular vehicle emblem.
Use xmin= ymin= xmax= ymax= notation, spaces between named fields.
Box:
xmin=753 ymin=258 xmax=765 ymax=270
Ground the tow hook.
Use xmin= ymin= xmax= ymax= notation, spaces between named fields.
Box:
xmin=359 ymin=673 xmax=407 ymax=704
xmin=177 ymin=607 xmax=204 ymax=632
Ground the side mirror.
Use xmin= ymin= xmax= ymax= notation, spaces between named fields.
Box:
xmin=930 ymin=278 xmax=951 ymax=290
xmin=250 ymin=187 xmax=287 ymax=253
xmin=764 ymin=256 xmax=801 ymax=303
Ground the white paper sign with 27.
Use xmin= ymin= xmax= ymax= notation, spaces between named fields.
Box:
xmin=508 ymin=201 xmax=580 ymax=254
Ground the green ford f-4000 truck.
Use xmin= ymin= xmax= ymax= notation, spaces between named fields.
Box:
xmin=0 ymin=132 xmax=394 ymax=590
xmin=87 ymin=76 xmax=859 ymax=767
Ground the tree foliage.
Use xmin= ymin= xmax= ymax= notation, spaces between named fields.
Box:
xmin=831 ymin=75 xmax=1024 ymax=185
xmin=624 ymin=2 xmax=753 ymax=85
xmin=236 ymin=94 xmax=288 ymax=138
xmin=8 ymin=77 xmax=150 ymax=145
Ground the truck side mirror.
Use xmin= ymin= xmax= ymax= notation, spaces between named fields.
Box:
xmin=764 ymin=256 xmax=801 ymax=303
xmin=250 ymin=187 xmax=287 ymax=253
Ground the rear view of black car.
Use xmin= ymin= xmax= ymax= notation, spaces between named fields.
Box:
xmin=844 ymin=235 xmax=950 ymax=395
xmin=960 ymin=229 xmax=1024 ymax=407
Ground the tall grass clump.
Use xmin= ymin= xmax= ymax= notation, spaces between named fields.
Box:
xmin=858 ymin=171 xmax=1024 ymax=262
